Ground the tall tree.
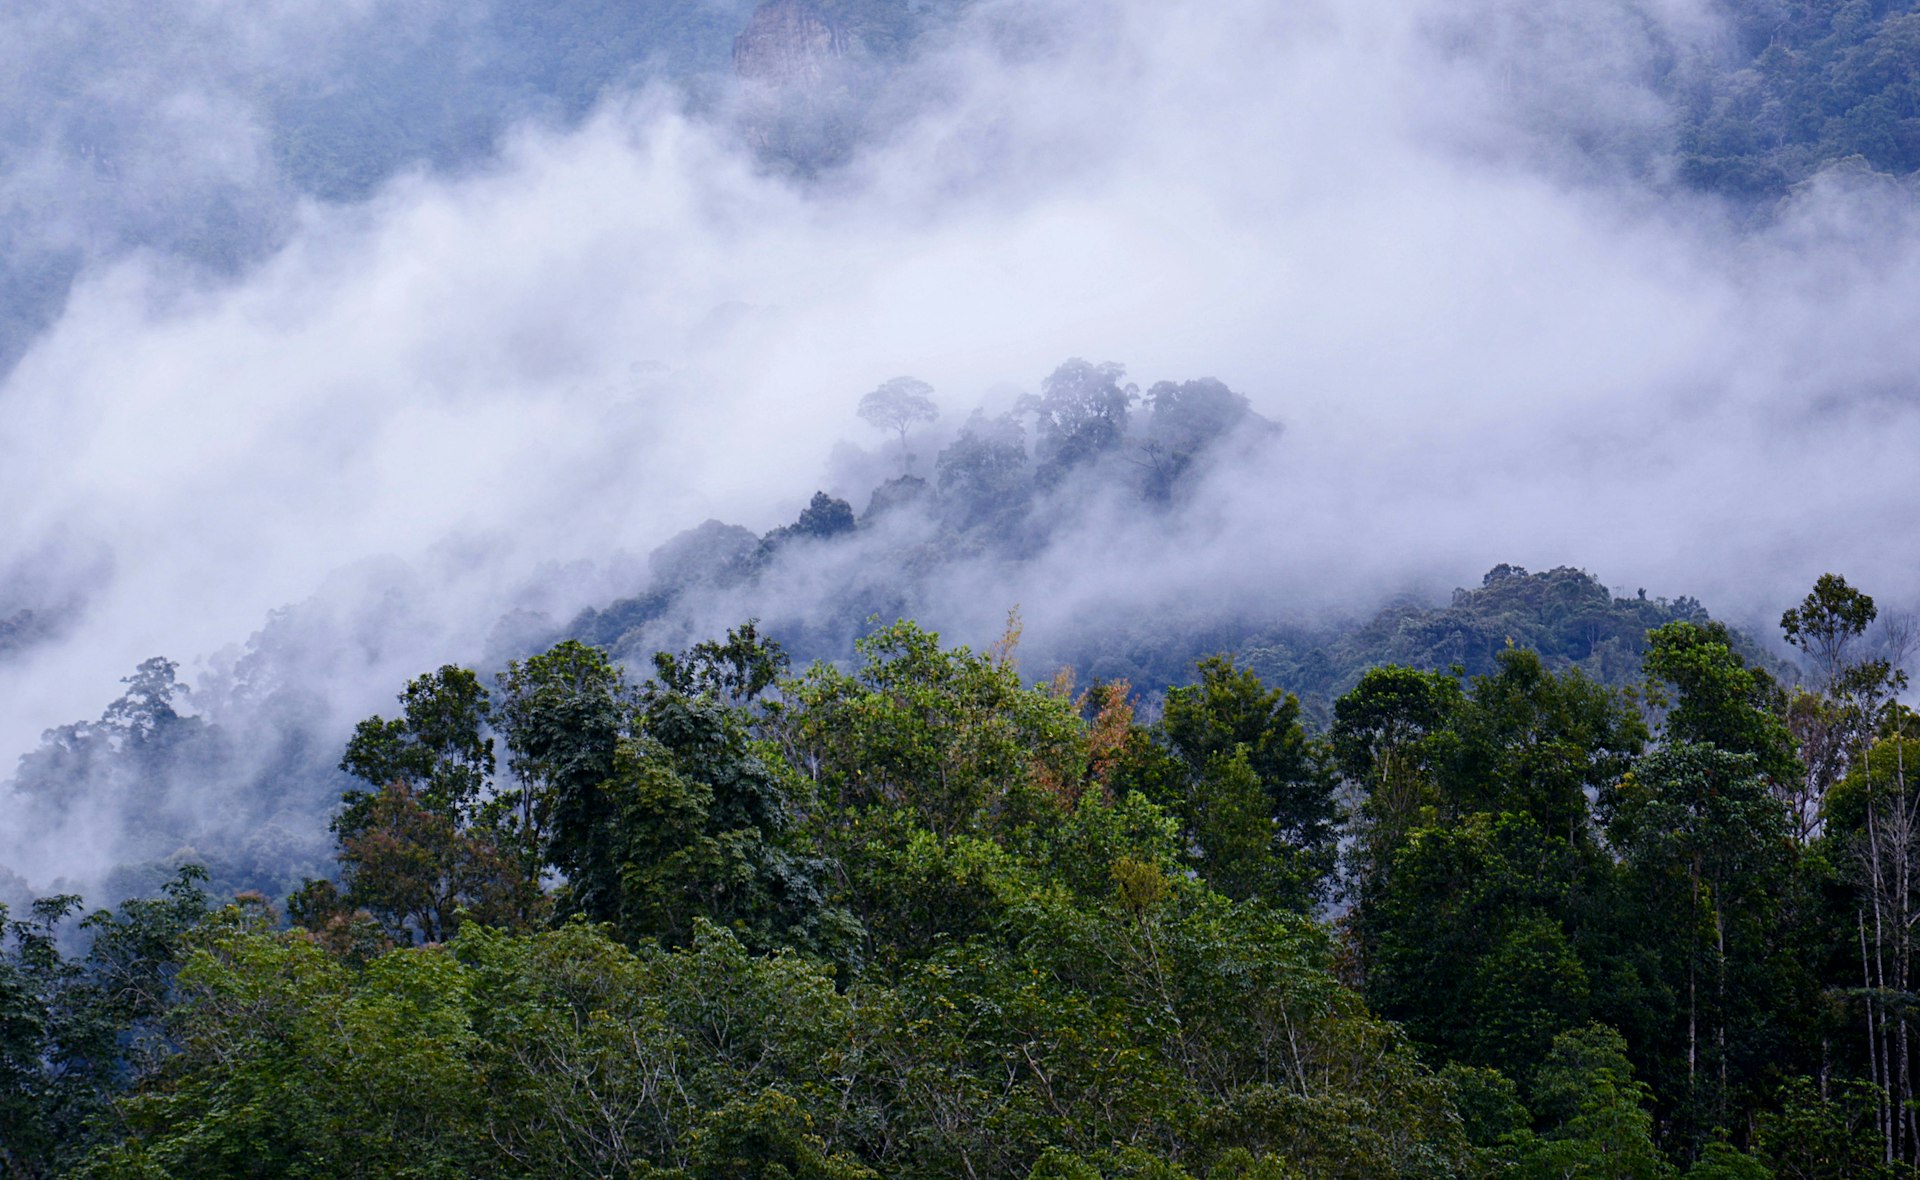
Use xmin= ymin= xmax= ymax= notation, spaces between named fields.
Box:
xmin=1781 ymin=575 xmax=1915 ymax=1164
xmin=493 ymin=640 xmax=633 ymax=893
xmin=1643 ymin=620 xmax=1803 ymax=835
xmin=1331 ymin=664 xmax=1463 ymax=939
xmin=1782 ymin=574 xmax=1879 ymax=690
xmin=933 ymin=410 xmax=1031 ymax=534
xmin=1441 ymin=648 xmax=1645 ymax=847
xmin=857 ymin=376 xmax=938 ymax=476
xmin=327 ymin=780 xmax=539 ymax=945
xmin=652 ymin=618 xmax=790 ymax=706
xmin=1024 ymin=358 xmax=1134 ymax=485
xmin=1151 ymin=655 xmax=1337 ymax=906
xmin=1604 ymin=743 xmax=1799 ymax=1144
xmin=338 ymin=664 xmax=495 ymax=836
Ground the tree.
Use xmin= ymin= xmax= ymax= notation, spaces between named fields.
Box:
xmin=1365 ymin=812 xmax=1594 ymax=1079
xmin=1644 ymin=623 xmax=1794 ymax=772
xmin=571 ymin=686 xmax=854 ymax=957
xmin=1753 ymin=1077 xmax=1900 ymax=1180
xmin=12 ymin=656 xmax=213 ymax=834
xmin=99 ymin=658 xmax=195 ymax=750
xmin=82 ymin=905 xmax=493 ymax=1179
xmin=934 ymin=410 xmax=1031 ymax=534
xmin=687 ymin=1089 xmax=877 ymax=1180
xmin=338 ymin=664 xmax=495 ymax=836
xmin=1822 ymin=726 xmax=1920 ymax=1168
xmin=858 ymin=376 xmax=938 ymax=476
xmin=790 ymin=491 xmax=857 ymax=540
xmin=1781 ymin=573 xmax=1878 ymax=690
xmin=1604 ymin=743 xmax=1799 ymax=1141
xmin=493 ymin=640 xmax=633 ymax=891
xmin=330 ymin=780 xmax=539 ymax=944
xmin=1134 ymin=377 xmax=1259 ymax=501
xmin=1 ymin=868 xmax=209 ymax=1178
xmin=1510 ymin=1024 xmax=1672 ymax=1179
xmin=1779 ymin=576 xmax=1917 ymax=1164
xmin=1331 ymin=665 xmax=1464 ymax=947
xmin=1643 ymin=621 xmax=1803 ymax=835
xmin=772 ymin=620 xmax=1086 ymax=838
xmin=1777 ymin=576 xmax=1904 ymax=834
xmin=1161 ymin=656 xmax=1333 ymax=853
xmin=1148 ymin=656 xmax=1337 ymax=906
xmin=652 ymin=618 xmax=790 ymax=705
xmin=1442 ymin=648 xmax=1645 ymax=847
xmin=1024 ymin=358 xmax=1135 ymax=485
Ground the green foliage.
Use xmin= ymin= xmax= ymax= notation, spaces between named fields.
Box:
xmin=1366 ymin=812 xmax=1595 ymax=1078
xmin=1682 ymin=1141 xmax=1771 ymax=1180
xmin=1643 ymin=621 xmax=1796 ymax=781
xmin=1344 ymin=652 xmax=1644 ymax=1064
xmin=1605 ymin=739 xmax=1819 ymax=1148
xmin=1508 ymin=1024 xmax=1672 ymax=1180
xmin=1162 ymin=656 xmax=1333 ymax=850
xmin=1780 ymin=573 xmax=1878 ymax=688
xmin=493 ymin=638 xmax=633 ymax=887
xmin=1677 ymin=3 xmax=1920 ymax=196
xmin=1330 ymin=664 xmax=1463 ymax=785
xmin=38 ymin=588 xmax=1920 ymax=1177
xmin=586 ymin=690 xmax=855 ymax=958
xmin=653 ymin=618 xmax=791 ymax=705
xmin=1752 ymin=1077 xmax=1899 ymax=1180
xmin=773 ymin=619 xmax=1088 ymax=836
xmin=339 ymin=664 xmax=495 ymax=832
xmin=0 ymin=868 xmax=209 ymax=1178
xmin=1440 ymin=1063 xmax=1529 ymax=1153
xmin=688 ymin=1089 xmax=878 ymax=1180
xmin=1114 ymin=656 xmax=1336 ymax=908
xmin=1441 ymin=648 xmax=1645 ymax=844
xmin=1340 ymin=566 xmax=1713 ymax=698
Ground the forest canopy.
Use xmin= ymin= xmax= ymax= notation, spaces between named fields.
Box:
xmin=6 ymin=567 xmax=1919 ymax=1178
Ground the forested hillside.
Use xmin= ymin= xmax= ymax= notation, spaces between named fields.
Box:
xmin=5 ymin=0 xmax=1920 ymax=1176
xmin=5 ymin=570 xmax=1917 ymax=1177
xmin=1 ymin=357 xmax=1746 ymax=916
xmin=1678 ymin=0 xmax=1920 ymax=196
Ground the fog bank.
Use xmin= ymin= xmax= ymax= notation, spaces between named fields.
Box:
xmin=4 ymin=0 xmax=1918 ymax=890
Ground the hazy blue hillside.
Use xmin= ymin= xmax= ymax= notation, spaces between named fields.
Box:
xmin=0 ymin=350 xmax=1777 ymax=916
xmin=0 ymin=0 xmax=966 ymax=369
xmin=0 ymin=0 xmax=1911 ymax=371
xmin=1680 ymin=0 xmax=1920 ymax=195
xmin=7 ymin=2 xmax=1920 ymax=1168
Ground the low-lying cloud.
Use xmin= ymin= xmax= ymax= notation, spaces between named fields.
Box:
xmin=4 ymin=0 xmax=1918 ymax=891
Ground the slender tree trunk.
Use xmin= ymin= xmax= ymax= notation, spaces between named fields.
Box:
xmin=1689 ymin=863 xmax=1700 ymax=1087
xmin=1864 ymin=909 xmax=1888 ymax=1158
xmin=1868 ymin=795 xmax=1896 ymax=1162
xmin=1894 ymin=742 xmax=1917 ymax=1166
xmin=1715 ymin=892 xmax=1728 ymax=1109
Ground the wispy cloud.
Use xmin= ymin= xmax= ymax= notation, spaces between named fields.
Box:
xmin=3 ymin=0 xmax=1917 ymax=890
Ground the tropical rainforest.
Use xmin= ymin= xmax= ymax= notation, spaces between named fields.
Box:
xmin=2 ymin=357 xmax=1915 ymax=1176
xmin=5 ymin=560 xmax=1918 ymax=1178
xmin=6 ymin=0 xmax=1920 ymax=1176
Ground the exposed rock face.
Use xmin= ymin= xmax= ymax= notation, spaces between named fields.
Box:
xmin=732 ymin=0 xmax=848 ymax=90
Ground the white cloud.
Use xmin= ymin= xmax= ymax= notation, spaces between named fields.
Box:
xmin=3 ymin=0 xmax=1918 ymax=885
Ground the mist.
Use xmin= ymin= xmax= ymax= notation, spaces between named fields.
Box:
xmin=4 ymin=0 xmax=1918 ymax=896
